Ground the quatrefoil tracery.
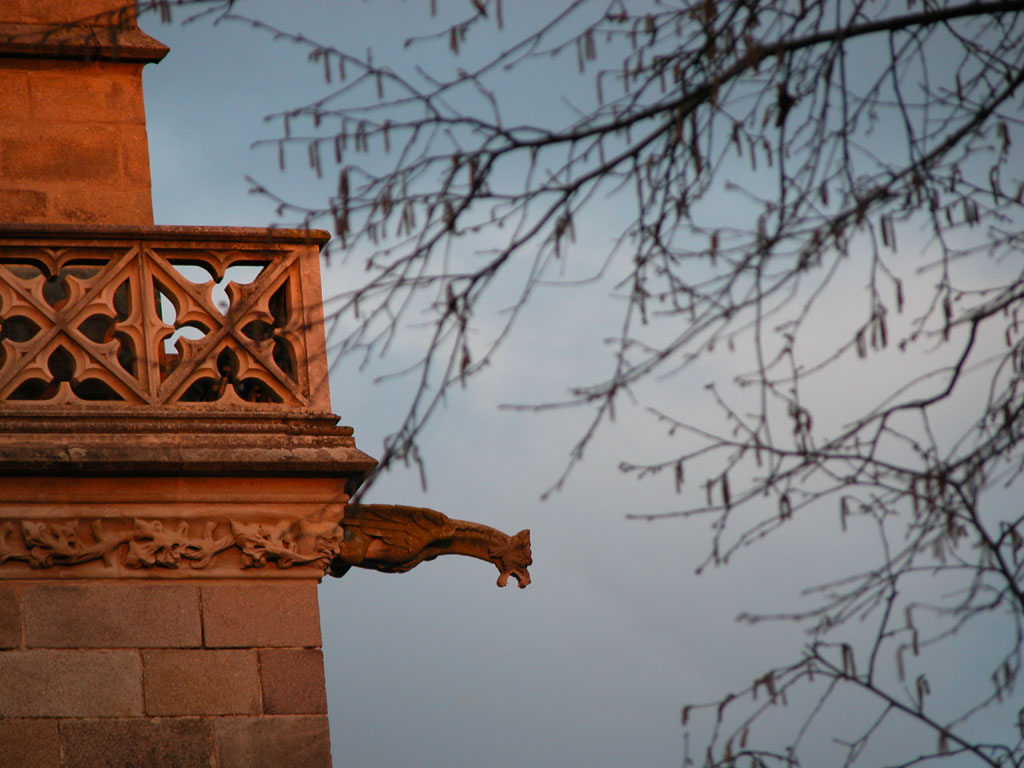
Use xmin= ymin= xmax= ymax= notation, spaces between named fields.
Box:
xmin=0 ymin=244 xmax=309 ymax=408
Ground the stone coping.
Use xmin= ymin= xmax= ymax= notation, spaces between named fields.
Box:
xmin=0 ymin=415 xmax=376 ymax=481
xmin=0 ymin=438 xmax=377 ymax=479
xmin=0 ymin=412 xmax=355 ymax=433
xmin=0 ymin=22 xmax=169 ymax=63
xmin=0 ymin=223 xmax=332 ymax=247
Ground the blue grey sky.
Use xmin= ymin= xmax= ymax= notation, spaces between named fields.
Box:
xmin=139 ymin=3 xmax=1022 ymax=766
xmin=142 ymin=8 xmax=731 ymax=765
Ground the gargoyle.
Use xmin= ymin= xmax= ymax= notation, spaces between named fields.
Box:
xmin=329 ymin=505 xmax=532 ymax=588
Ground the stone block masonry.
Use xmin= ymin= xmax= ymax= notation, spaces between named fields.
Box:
xmin=0 ymin=5 xmax=378 ymax=768
xmin=0 ymin=223 xmax=371 ymax=768
xmin=0 ymin=63 xmax=155 ymax=224
xmin=0 ymin=582 xmax=332 ymax=768
xmin=0 ymin=1 xmax=138 ymax=26
xmin=0 ymin=2 xmax=167 ymax=225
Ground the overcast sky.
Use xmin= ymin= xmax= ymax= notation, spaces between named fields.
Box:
xmin=138 ymin=3 xmax=1020 ymax=766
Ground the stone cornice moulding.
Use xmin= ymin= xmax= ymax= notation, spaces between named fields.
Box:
xmin=0 ymin=431 xmax=376 ymax=480
xmin=0 ymin=224 xmax=332 ymax=245
xmin=0 ymin=22 xmax=169 ymax=63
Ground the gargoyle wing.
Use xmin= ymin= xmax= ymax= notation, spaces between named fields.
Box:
xmin=343 ymin=504 xmax=452 ymax=548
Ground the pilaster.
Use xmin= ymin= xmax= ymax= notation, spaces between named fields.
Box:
xmin=0 ymin=2 xmax=167 ymax=225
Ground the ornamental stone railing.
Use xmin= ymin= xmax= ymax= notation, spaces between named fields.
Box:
xmin=0 ymin=225 xmax=330 ymax=411
xmin=0 ymin=225 xmax=371 ymax=584
xmin=0 ymin=225 xmax=531 ymax=588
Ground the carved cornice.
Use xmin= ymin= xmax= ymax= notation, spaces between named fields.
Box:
xmin=0 ymin=429 xmax=375 ymax=480
xmin=0 ymin=225 xmax=331 ymax=245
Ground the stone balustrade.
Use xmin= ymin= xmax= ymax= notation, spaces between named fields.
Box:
xmin=0 ymin=225 xmax=332 ymax=412
xmin=0 ymin=225 xmax=375 ymax=588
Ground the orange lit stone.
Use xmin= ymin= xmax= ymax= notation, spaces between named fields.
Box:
xmin=143 ymin=649 xmax=261 ymax=716
xmin=0 ymin=5 xmax=529 ymax=768
xmin=0 ymin=719 xmax=59 ymax=768
xmin=0 ymin=6 xmax=165 ymax=225
xmin=215 ymin=717 xmax=333 ymax=768
xmin=0 ymin=649 xmax=143 ymax=717
xmin=260 ymin=649 xmax=329 ymax=715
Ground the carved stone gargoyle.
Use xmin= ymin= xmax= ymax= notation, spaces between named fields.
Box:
xmin=329 ymin=505 xmax=532 ymax=588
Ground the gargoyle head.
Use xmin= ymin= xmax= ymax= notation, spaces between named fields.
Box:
xmin=491 ymin=529 xmax=532 ymax=589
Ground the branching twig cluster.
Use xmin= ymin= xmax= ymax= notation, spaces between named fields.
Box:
xmin=143 ymin=1 xmax=1024 ymax=764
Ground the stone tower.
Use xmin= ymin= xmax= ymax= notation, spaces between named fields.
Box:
xmin=0 ymin=4 xmax=530 ymax=767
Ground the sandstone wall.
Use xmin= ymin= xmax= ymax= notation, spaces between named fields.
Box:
xmin=0 ymin=581 xmax=332 ymax=768
xmin=0 ymin=0 xmax=165 ymax=225
xmin=0 ymin=58 xmax=153 ymax=225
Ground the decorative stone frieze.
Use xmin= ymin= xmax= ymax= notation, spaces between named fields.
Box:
xmin=232 ymin=518 xmax=343 ymax=570
xmin=11 ymin=518 xmax=124 ymax=568
xmin=0 ymin=513 xmax=344 ymax=578
xmin=127 ymin=519 xmax=233 ymax=569
xmin=0 ymin=473 xmax=352 ymax=580
xmin=0 ymin=504 xmax=534 ymax=587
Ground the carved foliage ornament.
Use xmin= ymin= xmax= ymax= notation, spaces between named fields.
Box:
xmin=0 ymin=243 xmax=311 ymax=407
xmin=0 ymin=507 xmax=533 ymax=587
xmin=0 ymin=516 xmax=342 ymax=572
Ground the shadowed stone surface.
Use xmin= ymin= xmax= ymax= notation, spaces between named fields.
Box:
xmin=0 ymin=650 xmax=142 ymax=716
xmin=260 ymin=648 xmax=328 ymax=715
xmin=0 ymin=586 xmax=20 ymax=648
xmin=0 ymin=719 xmax=59 ymax=768
xmin=24 ymin=584 xmax=201 ymax=648
xmin=0 ymin=188 xmax=44 ymax=219
xmin=143 ymin=649 xmax=261 ymax=716
xmin=215 ymin=716 xmax=332 ymax=768
xmin=61 ymin=717 xmax=212 ymax=768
